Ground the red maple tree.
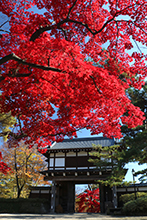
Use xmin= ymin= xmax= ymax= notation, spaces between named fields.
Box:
xmin=76 ymin=188 xmax=100 ymax=213
xmin=0 ymin=0 xmax=146 ymax=173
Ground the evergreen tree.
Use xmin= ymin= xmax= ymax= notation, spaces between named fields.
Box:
xmin=121 ymin=84 xmax=147 ymax=182
xmin=90 ymin=85 xmax=147 ymax=185
xmin=89 ymin=144 xmax=128 ymax=187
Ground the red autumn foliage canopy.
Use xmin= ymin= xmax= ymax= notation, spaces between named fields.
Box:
xmin=76 ymin=188 xmax=100 ymax=213
xmin=0 ymin=0 xmax=147 ymax=172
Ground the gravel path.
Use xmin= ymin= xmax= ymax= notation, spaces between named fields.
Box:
xmin=0 ymin=213 xmax=147 ymax=220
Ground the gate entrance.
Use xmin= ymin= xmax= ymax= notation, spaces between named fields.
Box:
xmin=41 ymin=137 xmax=117 ymax=213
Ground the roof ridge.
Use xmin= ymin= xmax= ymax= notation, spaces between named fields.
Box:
xmin=61 ymin=136 xmax=113 ymax=142
xmin=48 ymin=136 xmax=115 ymax=150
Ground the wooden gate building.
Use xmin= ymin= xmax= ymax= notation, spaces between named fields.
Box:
xmin=41 ymin=137 xmax=117 ymax=213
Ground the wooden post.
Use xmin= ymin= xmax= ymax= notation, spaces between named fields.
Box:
xmin=50 ymin=181 xmax=56 ymax=213
xmin=67 ymin=181 xmax=75 ymax=213
xmin=112 ymin=185 xmax=117 ymax=208
xmin=99 ymin=184 xmax=105 ymax=213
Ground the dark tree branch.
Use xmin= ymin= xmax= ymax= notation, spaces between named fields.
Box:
xmin=133 ymin=38 xmax=143 ymax=54
xmin=67 ymin=0 xmax=77 ymax=19
xmin=115 ymin=20 xmax=147 ymax=35
xmin=0 ymin=72 xmax=32 ymax=82
xmin=115 ymin=0 xmax=118 ymax=10
xmin=29 ymin=2 xmax=145 ymax=42
xmin=58 ymin=27 xmax=68 ymax=40
xmin=133 ymin=22 xmax=147 ymax=35
xmin=30 ymin=17 xmax=115 ymax=41
xmin=0 ymin=125 xmax=88 ymax=142
xmin=68 ymin=18 xmax=115 ymax=35
xmin=46 ymin=126 xmax=88 ymax=137
xmin=0 ymin=53 xmax=62 ymax=72
xmin=0 ymin=29 xmax=10 ymax=34
xmin=0 ymin=131 xmax=27 ymax=139
xmin=90 ymin=75 xmax=102 ymax=94
xmin=115 ymin=21 xmax=119 ymax=55
xmin=41 ymin=76 xmax=62 ymax=92
xmin=0 ymin=20 xmax=9 ymax=28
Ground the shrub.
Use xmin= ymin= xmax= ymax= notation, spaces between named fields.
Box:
xmin=0 ymin=198 xmax=49 ymax=213
xmin=122 ymin=196 xmax=147 ymax=215
xmin=120 ymin=192 xmax=147 ymax=204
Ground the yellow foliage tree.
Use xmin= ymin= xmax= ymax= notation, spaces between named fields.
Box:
xmin=0 ymin=112 xmax=16 ymax=141
xmin=0 ymin=141 xmax=49 ymax=198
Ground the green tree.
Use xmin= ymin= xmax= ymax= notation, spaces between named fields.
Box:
xmin=0 ymin=141 xmax=49 ymax=198
xmin=89 ymin=144 xmax=128 ymax=186
xmin=121 ymin=84 xmax=147 ymax=183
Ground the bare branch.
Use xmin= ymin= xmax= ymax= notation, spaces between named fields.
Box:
xmin=0 ymin=53 xmax=62 ymax=72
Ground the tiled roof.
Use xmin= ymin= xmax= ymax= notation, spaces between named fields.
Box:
xmin=49 ymin=137 xmax=115 ymax=150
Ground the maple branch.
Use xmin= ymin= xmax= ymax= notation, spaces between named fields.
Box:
xmin=49 ymin=128 xmax=85 ymax=137
xmin=30 ymin=17 xmax=115 ymax=42
xmin=0 ymin=71 xmax=32 ymax=83
xmin=58 ymin=27 xmax=68 ymax=41
xmin=0 ymin=53 xmax=62 ymax=72
xmin=0 ymin=20 xmax=9 ymax=28
xmin=115 ymin=3 xmax=139 ymax=15
xmin=0 ymin=125 xmax=88 ymax=142
xmin=30 ymin=2 xmax=145 ymax=42
xmin=115 ymin=0 xmax=118 ymax=10
xmin=90 ymin=75 xmax=102 ymax=94
xmin=41 ymin=76 xmax=62 ymax=92
xmin=0 ymin=29 xmax=10 ymax=34
xmin=115 ymin=21 xmax=119 ymax=55
xmin=30 ymin=14 xmax=115 ymax=41
xmin=0 ymin=131 xmax=27 ymax=139
xmin=69 ymin=18 xmax=116 ymax=35
xmin=132 ymin=23 xmax=147 ymax=35
xmin=116 ymin=20 xmax=147 ymax=35
xmin=133 ymin=38 xmax=143 ymax=54
xmin=67 ymin=0 xmax=77 ymax=19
